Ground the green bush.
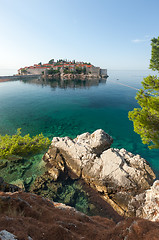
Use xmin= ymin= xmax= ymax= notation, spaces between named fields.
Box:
xmin=0 ymin=129 xmax=51 ymax=158
xmin=48 ymin=68 xmax=60 ymax=74
xmin=128 ymin=37 xmax=159 ymax=149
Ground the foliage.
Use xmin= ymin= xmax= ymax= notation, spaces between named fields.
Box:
xmin=21 ymin=69 xmax=27 ymax=74
xmin=129 ymin=37 xmax=159 ymax=149
xmin=63 ymin=67 xmax=70 ymax=74
xmin=150 ymin=37 xmax=159 ymax=71
xmin=75 ymin=67 xmax=82 ymax=74
xmin=0 ymin=129 xmax=51 ymax=158
xmin=83 ymin=67 xmax=86 ymax=74
xmin=48 ymin=59 xmax=54 ymax=64
xmin=48 ymin=68 xmax=59 ymax=74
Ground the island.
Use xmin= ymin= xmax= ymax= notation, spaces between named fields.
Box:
xmin=18 ymin=59 xmax=108 ymax=80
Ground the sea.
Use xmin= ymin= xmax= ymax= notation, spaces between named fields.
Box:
xmin=0 ymin=69 xmax=159 ymax=179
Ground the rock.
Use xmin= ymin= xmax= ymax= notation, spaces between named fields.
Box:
xmin=24 ymin=177 xmax=33 ymax=186
xmin=0 ymin=160 xmax=7 ymax=169
xmin=128 ymin=180 xmax=159 ymax=221
xmin=43 ymin=129 xmax=156 ymax=217
xmin=10 ymin=179 xmax=25 ymax=190
xmin=74 ymin=129 xmax=113 ymax=155
xmin=4 ymin=155 xmax=23 ymax=163
xmin=48 ymin=167 xmax=60 ymax=180
xmin=0 ymin=230 xmax=17 ymax=240
xmin=0 ymin=177 xmax=4 ymax=184
xmin=142 ymin=180 xmax=159 ymax=221
xmin=128 ymin=192 xmax=146 ymax=218
xmin=0 ymin=177 xmax=21 ymax=192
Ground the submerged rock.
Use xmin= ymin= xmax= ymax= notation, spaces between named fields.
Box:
xmin=0 ymin=160 xmax=7 ymax=169
xmin=43 ymin=129 xmax=156 ymax=217
xmin=10 ymin=179 xmax=25 ymax=190
xmin=0 ymin=177 xmax=21 ymax=192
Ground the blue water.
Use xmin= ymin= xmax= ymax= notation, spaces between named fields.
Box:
xmin=0 ymin=70 xmax=159 ymax=177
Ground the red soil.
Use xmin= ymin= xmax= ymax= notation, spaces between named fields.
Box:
xmin=0 ymin=191 xmax=159 ymax=240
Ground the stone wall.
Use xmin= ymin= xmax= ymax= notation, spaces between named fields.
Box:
xmin=86 ymin=66 xmax=100 ymax=77
xmin=100 ymin=69 xmax=107 ymax=77
xmin=26 ymin=68 xmax=46 ymax=75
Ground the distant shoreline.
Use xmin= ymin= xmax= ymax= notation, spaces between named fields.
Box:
xmin=0 ymin=78 xmax=12 ymax=83
xmin=0 ymin=75 xmax=41 ymax=83
xmin=0 ymin=73 xmax=108 ymax=83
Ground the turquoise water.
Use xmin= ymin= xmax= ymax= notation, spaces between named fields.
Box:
xmin=0 ymin=70 xmax=159 ymax=177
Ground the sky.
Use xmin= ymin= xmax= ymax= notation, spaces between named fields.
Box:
xmin=0 ymin=0 xmax=159 ymax=75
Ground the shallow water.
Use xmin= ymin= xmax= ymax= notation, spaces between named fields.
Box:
xmin=0 ymin=70 xmax=159 ymax=178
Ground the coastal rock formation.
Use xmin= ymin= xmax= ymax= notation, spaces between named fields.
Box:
xmin=43 ymin=129 xmax=156 ymax=217
xmin=0 ymin=230 xmax=19 ymax=240
xmin=60 ymin=73 xmax=103 ymax=80
xmin=0 ymin=177 xmax=20 ymax=192
xmin=143 ymin=180 xmax=159 ymax=221
xmin=128 ymin=180 xmax=159 ymax=222
xmin=0 ymin=191 xmax=159 ymax=240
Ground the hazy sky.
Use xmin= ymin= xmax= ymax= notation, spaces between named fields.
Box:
xmin=0 ymin=0 xmax=159 ymax=74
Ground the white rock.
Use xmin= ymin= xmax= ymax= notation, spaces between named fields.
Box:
xmin=46 ymin=129 xmax=156 ymax=216
xmin=0 ymin=230 xmax=17 ymax=240
xmin=50 ymin=129 xmax=155 ymax=191
xmin=143 ymin=180 xmax=159 ymax=221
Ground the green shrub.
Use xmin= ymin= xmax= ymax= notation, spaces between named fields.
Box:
xmin=0 ymin=129 xmax=51 ymax=158
xmin=48 ymin=68 xmax=59 ymax=74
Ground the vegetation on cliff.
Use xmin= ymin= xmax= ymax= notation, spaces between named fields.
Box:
xmin=47 ymin=68 xmax=60 ymax=74
xmin=0 ymin=128 xmax=50 ymax=158
xmin=129 ymin=37 xmax=159 ymax=149
xmin=63 ymin=66 xmax=87 ymax=74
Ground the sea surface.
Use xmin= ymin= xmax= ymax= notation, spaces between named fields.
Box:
xmin=0 ymin=70 xmax=159 ymax=178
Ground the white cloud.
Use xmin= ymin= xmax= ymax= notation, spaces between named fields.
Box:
xmin=132 ymin=36 xmax=150 ymax=43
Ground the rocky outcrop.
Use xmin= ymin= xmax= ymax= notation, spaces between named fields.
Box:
xmin=0 ymin=230 xmax=19 ymax=240
xmin=43 ymin=129 xmax=156 ymax=217
xmin=1 ymin=191 xmax=159 ymax=240
xmin=0 ymin=177 xmax=20 ymax=192
xmin=142 ymin=180 xmax=159 ymax=221
xmin=61 ymin=73 xmax=100 ymax=80
xmin=128 ymin=180 xmax=159 ymax=222
xmin=46 ymin=72 xmax=106 ymax=80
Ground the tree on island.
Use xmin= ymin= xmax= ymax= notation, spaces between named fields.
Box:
xmin=48 ymin=59 xmax=54 ymax=64
xmin=21 ymin=68 xmax=27 ymax=74
xmin=129 ymin=37 xmax=159 ymax=149
xmin=48 ymin=68 xmax=60 ymax=74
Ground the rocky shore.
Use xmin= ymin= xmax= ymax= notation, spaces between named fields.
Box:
xmin=0 ymin=189 xmax=159 ymax=239
xmin=42 ymin=129 xmax=158 ymax=220
xmin=1 ymin=129 xmax=159 ymax=239
xmin=45 ymin=72 xmax=107 ymax=80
